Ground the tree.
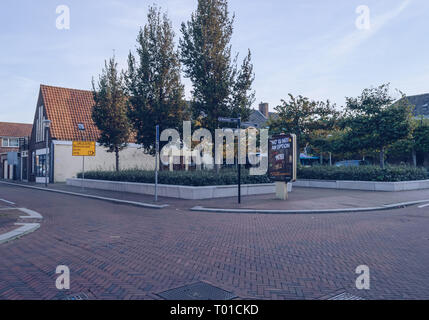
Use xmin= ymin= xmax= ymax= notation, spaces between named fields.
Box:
xmin=125 ymin=5 xmax=187 ymax=154
xmin=180 ymin=0 xmax=255 ymax=132
xmin=388 ymin=120 xmax=429 ymax=166
xmin=268 ymin=94 xmax=340 ymax=159
xmin=341 ymin=84 xmax=414 ymax=168
xmin=92 ymin=56 xmax=131 ymax=172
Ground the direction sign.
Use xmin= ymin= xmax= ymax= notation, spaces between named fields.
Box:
xmin=218 ymin=117 xmax=239 ymax=123
xmin=268 ymin=134 xmax=297 ymax=182
xmin=72 ymin=141 xmax=96 ymax=157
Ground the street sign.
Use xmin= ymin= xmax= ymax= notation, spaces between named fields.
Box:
xmin=218 ymin=117 xmax=239 ymax=123
xmin=72 ymin=141 xmax=96 ymax=157
xmin=268 ymin=134 xmax=297 ymax=182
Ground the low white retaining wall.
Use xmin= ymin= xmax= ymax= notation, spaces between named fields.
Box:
xmin=67 ymin=178 xmax=292 ymax=200
xmin=293 ymin=179 xmax=429 ymax=192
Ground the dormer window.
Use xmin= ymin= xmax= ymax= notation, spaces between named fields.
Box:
xmin=77 ymin=123 xmax=85 ymax=131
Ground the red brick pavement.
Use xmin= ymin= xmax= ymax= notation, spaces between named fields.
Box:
xmin=0 ymin=183 xmax=429 ymax=300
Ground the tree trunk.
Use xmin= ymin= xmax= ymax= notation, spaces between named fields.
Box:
xmin=380 ymin=147 xmax=385 ymax=169
xmin=412 ymin=149 xmax=417 ymax=168
xmin=115 ymin=146 xmax=120 ymax=172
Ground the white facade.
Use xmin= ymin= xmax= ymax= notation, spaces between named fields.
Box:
xmin=51 ymin=141 xmax=155 ymax=182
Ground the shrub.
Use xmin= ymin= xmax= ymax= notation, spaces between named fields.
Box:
xmin=297 ymin=165 xmax=428 ymax=182
xmin=78 ymin=165 xmax=428 ymax=186
xmin=78 ymin=169 xmax=271 ymax=186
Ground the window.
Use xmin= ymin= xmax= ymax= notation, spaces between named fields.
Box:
xmin=78 ymin=123 xmax=85 ymax=130
xmin=2 ymin=138 xmax=19 ymax=147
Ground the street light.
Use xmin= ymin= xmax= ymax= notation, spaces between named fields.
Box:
xmin=43 ymin=119 xmax=51 ymax=187
xmin=327 ymin=134 xmax=333 ymax=166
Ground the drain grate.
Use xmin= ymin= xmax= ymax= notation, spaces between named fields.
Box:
xmin=63 ymin=293 xmax=89 ymax=300
xmin=157 ymin=282 xmax=237 ymax=300
xmin=328 ymin=292 xmax=364 ymax=300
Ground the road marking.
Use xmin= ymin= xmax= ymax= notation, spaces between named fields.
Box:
xmin=418 ymin=203 xmax=429 ymax=209
xmin=0 ymin=199 xmax=15 ymax=205
xmin=17 ymin=208 xmax=43 ymax=220
xmin=0 ymin=223 xmax=40 ymax=244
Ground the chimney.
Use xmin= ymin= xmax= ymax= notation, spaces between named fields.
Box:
xmin=259 ymin=102 xmax=269 ymax=118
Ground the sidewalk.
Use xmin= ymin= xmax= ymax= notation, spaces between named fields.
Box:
xmin=2 ymin=180 xmax=429 ymax=212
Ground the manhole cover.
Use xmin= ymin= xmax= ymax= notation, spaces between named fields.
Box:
xmin=157 ymin=282 xmax=237 ymax=300
xmin=63 ymin=293 xmax=89 ymax=300
xmin=328 ymin=292 xmax=364 ymax=300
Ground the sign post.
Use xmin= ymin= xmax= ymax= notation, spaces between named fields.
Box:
xmin=218 ymin=117 xmax=242 ymax=204
xmin=268 ymin=134 xmax=297 ymax=200
xmin=72 ymin=141 xmax=96 ymax=191
xmin=155 ymin=125 xmax=160 ymax=202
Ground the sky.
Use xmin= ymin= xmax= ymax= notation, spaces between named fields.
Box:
xmin=1 ymin=0 xmax=428 ymax=123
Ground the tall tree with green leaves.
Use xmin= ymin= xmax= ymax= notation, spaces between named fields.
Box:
xmin=268 ymin=94 xmax=340 ymax=158
xmin=92 ymin=56 xmax=131 ymax=172
xmin=180 ymin=0 xmax=255 ymax=132
xmin=341 ymin=84 xmax=414 ymax=168
xmin=125 ymin=5 xmax=187 ymax=154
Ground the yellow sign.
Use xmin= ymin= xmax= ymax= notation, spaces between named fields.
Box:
xmin=72 ymin=141 xmax=96 ymax=157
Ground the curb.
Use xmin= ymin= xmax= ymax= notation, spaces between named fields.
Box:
xmin=190 ymin=199 xmax=429 ymax=215
xmin=0 ymin=223 xmax=41 ymax=244
xmin=0 ymin=181 xmax=169 ymax=209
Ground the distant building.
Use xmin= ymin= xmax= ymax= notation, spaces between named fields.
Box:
xmin=28 ymin=85 xmax=155 ymax=183
xmin=406 ymin=93 xmax=429 ymax=119
xmin=0 ymin=122 xmax=32 ymax=180
xmin=248 ymin=102 xmax=278 ymax=129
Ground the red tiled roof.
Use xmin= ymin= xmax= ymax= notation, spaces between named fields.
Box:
xmin=0 ymin=122 xmax=32 ymax=138
xmin=40 ymin=85 xmax=101 ymax=141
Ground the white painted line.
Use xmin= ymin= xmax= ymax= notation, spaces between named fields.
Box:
xmin=0 ymin=223 xmax=40 ymax=244
xmin=0 ymin=207 xmax=16 ymax=211
xmin=418 ymin=203 xmax=429 ymax=209
xmin=0 ymin=199 xmax=15 ymax=205
xmin=17 ymin=208 xmax=43 ymax=219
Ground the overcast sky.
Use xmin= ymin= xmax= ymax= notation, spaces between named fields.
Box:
xmin=1 ymin=0 xmax=428 ymax=123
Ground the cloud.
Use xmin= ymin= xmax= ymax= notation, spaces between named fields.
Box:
xmin=332 ymin=0 xmax=412 ymax=57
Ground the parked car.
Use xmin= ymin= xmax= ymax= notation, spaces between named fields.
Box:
xmin=335 ymin=160 xmax=369 ymax=167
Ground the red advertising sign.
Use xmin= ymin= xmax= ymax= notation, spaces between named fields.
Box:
xmin=268 ymin=134 xmax=297 ymax=182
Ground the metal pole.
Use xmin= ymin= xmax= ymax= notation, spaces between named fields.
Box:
xmin=238 ymin=117 xmax=241 ymax=204
xmin=82 ymin=156 xmax=85 ymax=192
xmin=155 ymin=125 xmax=160 ymax=202
xmin=45 ymin=127 xmax=49 ymax=187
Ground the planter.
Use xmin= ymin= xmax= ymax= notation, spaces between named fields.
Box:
xmin=66 ymin=178 xmax=293 ymax=200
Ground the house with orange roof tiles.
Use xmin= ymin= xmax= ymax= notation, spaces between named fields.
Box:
xmin=28 ymin=85 xmax=155 ymax=183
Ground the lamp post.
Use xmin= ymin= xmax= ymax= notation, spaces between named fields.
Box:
xmin=43 ymin=119 xmax=51 ymax=187
xmin=78 ymin=124 xmax=86 ymax=191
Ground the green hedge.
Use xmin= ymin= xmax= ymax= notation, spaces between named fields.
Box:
xmin=78 ymin=169 xmax=271 ymax=186
xmin=298 ymin=165 xmax=428 ymax=182
xmin=78 ymin=165 xmax=428 ymax=186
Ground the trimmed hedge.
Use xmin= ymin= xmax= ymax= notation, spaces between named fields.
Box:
xmin=298 ymin=165 xmax=428 ymax=182
xmin=78 ymin=169 xmax=271 ymax=186
xmin=78 ymin=165 xmax=428 ymax=186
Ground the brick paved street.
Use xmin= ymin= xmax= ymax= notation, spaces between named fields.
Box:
xmin=1 ymin=183 xmax=429 ymax=300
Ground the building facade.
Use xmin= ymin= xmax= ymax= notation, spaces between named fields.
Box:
xmin=0 ymin=122 xmax=32 ymax=180
xmin=28 ymin=85 xmax=155 ymax=183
